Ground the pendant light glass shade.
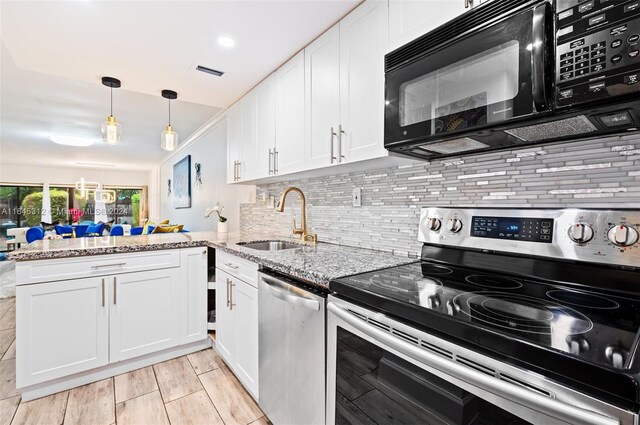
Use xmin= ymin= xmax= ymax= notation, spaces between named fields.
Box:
xmin=102 ymin=115 xmax=122 ymax=145
xmin=101 ymin=77 xmax=122 ymax=145
xmin=161 ymin=89 xmax=178 ymax=151
xmin=161 ymin=124 xmax=178 ymax=151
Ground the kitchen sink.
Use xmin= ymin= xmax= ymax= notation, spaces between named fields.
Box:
xmin=238 ymin=240 xmax=300 ymax=251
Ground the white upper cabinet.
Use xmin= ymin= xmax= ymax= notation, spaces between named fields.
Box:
xmin=275 ymin=51 xmax=306 ymax=175
xmin=304 ymin=24 xmax=341 ymax=169
xmin=255 ymin=74 xmax=277 ymax=178
xmin=388 ymin=0 xmax=468 ymax=53
xmin=339 ymin=0 xmax=388 ymax=163
xmin=227 ymin=102 xmax=243 ymax=184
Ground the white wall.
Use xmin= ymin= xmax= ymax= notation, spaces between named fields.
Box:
xmin=156 ymin=120 xmax=254 ymax=232
xmin=0 ymin=163 xmax=151 ymax=187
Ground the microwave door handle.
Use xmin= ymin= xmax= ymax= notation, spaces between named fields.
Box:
xmin=328 ymin=302 xmax=620 ymax=425
xmin=531 ymin=2 xmax=549 ymax=112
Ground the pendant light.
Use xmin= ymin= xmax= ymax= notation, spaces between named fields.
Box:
xmin=101 ymin=76 xmax=122 ymax=145
xmin=161 ymin=89 xmax=178 ymax=151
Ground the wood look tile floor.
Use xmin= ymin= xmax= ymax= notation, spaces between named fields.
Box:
xmin=0 ymin=297 xmax=271 ymax=425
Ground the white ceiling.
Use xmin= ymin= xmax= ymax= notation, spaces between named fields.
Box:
xmin=0 ymin=0 xmax=361 ymax=171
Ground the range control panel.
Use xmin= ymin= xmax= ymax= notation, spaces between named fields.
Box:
xmin=556 ymin=0 xmax=640 ymax=107
xmin=470 ymin=216 xmax=554 ymax=243
xmin=418 ymin=208 xmax=640 ymax=268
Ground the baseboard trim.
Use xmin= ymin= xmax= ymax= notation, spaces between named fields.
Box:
xmin=19 ymin=338 xmax=211 ymax=401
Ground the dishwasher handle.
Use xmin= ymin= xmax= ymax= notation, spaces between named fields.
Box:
xmin=261 ymin=275 xmax=320 ymax=311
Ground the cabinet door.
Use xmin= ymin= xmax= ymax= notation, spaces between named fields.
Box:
xmin=339 ymin=0 xmax=389 ymax=163
xmin=233 ymin=279 xmax=259 ymax=399
xmin=16 ymin=277 xmax=109 ymax=387
xmin=227 ymin=102 xmax=243 ymax=184
xmin=255 ymin=74 xmax=276 ymax=178
xmin=181 ymin=248 xmax=207 ymax=344
xmin=304 ymin=24 xmax=341 ymax=169
xmin=214 ymin=268 xmax=236 ymax=365
xmin=388 ymin=0 xmax=467 ymax=52
xmin=239 ymin=91 xmax=257 ymax=181
xmin=109 ymin=268 xmax=181 ymax=362
xmin=275 ymin=51 xmax=306 ymax=175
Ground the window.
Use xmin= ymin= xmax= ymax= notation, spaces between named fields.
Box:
xmin=0 ymin=184 xmax=144 ymax=251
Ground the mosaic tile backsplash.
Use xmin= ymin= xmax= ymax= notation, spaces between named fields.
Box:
xmin=240 ymin=134 xmax=640 ymax=257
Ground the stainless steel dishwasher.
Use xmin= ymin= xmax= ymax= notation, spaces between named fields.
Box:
xmin=258 ymin=270 xmax=326 ymax=425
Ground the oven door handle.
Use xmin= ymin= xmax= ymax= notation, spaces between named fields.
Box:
xmin=531 ymin=2 xmax=550 ymax=112
xmin=328 ymin=302 xmax=620 ymax=425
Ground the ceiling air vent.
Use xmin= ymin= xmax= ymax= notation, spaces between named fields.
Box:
xmin=196 ymin=65 xmax=224 ymax=77
xmin=504 ymin=115 xmax=597 ymax=142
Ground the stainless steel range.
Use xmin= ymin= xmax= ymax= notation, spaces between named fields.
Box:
xmin=327 ymin=207 xmax=639 ymax=425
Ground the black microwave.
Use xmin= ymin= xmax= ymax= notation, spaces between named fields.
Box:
xmin=384 ymin=0 xmax=640 ymax=160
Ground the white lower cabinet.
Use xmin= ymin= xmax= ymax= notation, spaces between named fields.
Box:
xmin=16 ymin=277 xmax=110 ymax=387
xmin=16 ymin=248 xmax=208 ymax=393
xmin=215 ymin=263 xmax=259 ymax=399
xmin=109 ymin=268 xmax=181 ymax=362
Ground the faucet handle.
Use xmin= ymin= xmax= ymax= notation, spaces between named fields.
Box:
xmin=292 ymin=218 xmax=303 ymax=235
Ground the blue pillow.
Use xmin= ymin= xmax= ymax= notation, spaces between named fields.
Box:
xmin=130 ymin=227 xmax=143 ymax=235
xmin=86 ymin=222 xmax=105 ymax=237
xmin=110 ymin=225 xmax=124 ymax=236
xmin=54 ymin=225 xmax=74 ymax=238
xmin=74 ymin=225 xmax=89 ymax=237
xmin=26 ymin=226 xmax=45 ymax=243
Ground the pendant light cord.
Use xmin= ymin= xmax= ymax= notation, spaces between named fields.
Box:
xmin=168 ymin=98 xmax=171 ymax=126
xmin=110 ymin=86 xmax=113 ymax=116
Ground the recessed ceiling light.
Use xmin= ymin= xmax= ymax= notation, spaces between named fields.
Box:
xmin=50 ymin=135 xmax=95 ymax=147
xmin=217 ymin=36 xmax=235 ymax=48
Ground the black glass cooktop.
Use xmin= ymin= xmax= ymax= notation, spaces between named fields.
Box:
xmin=331 ymin=261 xmax=640 ymax=371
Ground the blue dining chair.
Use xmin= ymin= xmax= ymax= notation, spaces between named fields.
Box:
xmin=54 ymin=225 xmax=74 ymax=238
xmin=26 ymin=226 xmax=45 ymax=243
xmin=110 ymin=225 xmax=124 ymax=236
xmin=74 ymin=225 xmax=89 ymax=238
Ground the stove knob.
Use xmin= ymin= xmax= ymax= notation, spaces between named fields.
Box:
xmin=567 ymin=223 xmax=594 ymax=243
xmin=605 ymin=346 xmax=627 ymax=369
xmin=447 ymin=218 xmax=463 ymax=233
xmin=607 ymin=225 xmax=639 ymax=247
xmin=426 ymin=217 xmax=442 ymax=231
xmin=565 ymin=335 xmax=590 ymax=355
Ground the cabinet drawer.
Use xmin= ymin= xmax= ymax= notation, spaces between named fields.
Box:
xmin=16 ymin=250 xmax=181 ymax=285
xmin=216 ymin=251 xmax=258 ymax=288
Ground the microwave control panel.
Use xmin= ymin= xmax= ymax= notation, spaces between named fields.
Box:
xmin=555 ymin=0 xmax=640 ymax=108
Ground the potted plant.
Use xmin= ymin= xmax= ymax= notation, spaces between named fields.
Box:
xmin=205 ymin=205 xmax=228 ymax=233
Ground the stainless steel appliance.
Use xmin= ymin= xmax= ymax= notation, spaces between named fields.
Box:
xmin=328 ymin=207 xmax=640 ymax=425
xmin=258 ymin=270 xmax=326 ymax=425
xmin=384 ymin=0 xmax=640 ymax=160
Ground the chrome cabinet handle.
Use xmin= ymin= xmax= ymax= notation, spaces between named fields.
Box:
xmin=101 ymin=278 xmax=105 ymax=307
xmin=224 ymin=262 xmax=239 ymax=270
xmin=338 ymin=124 xmax=345 ymax=163
xmin=113 ymin=276 xmax=117 ymax=305
xmin=261 ymin=276 xmax=320 ymax=311
xmin=274 ymin=150 xmax=279 ymax=175
xmin=91 ymin=262 xmax=126 ymax=270
xmin=328 ymin=302 xmax=619 ymax=425
xmin=226 ymin=278 xmax=231 ymax=307
xmin=330 ymin=127 xmax=337 ymax=164
xmin=229 ymin=282 xmax=236 ymax=310
xmin=268 ymin=149 xmax=274 ymax=175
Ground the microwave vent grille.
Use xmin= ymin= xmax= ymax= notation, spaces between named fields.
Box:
xmin=385 ymin=0 xmax=536 ymax=72
xmin=421 ymin=137 xmax=489 ymax=154
xmin=504 ymin=115 xmax=598 ymax=142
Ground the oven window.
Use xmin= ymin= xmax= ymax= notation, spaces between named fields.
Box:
xmin=335 ymin=327 xmax=532 ymax=424
xmin=399 ymin=40 xmax=520 ymax=131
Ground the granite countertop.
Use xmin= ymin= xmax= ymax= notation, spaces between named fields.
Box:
xmin=207 ymin=233 xmax=417 ymax=287
xmin=8 ymin=231 xmax=417 ymax=287
xmin=6 ymin=231 xmax=215 ymax=262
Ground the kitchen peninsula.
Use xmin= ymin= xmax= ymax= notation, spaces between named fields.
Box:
xmin=7 ymin=231 xmax=415 ymax=402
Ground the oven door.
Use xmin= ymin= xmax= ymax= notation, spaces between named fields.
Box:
xmin=326 ymin=296 xmax=634 ymax=425
xmin=384 ymin=3 xmax=552 ymax=154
